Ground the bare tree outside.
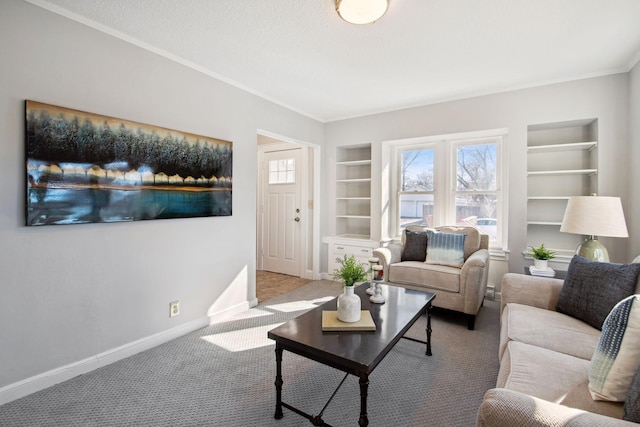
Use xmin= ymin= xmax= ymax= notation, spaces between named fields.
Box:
xmin=401 ymin=150 xmax=434 ymax=191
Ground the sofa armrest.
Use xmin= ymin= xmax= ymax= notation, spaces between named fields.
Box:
xmin=460 ymin=249 xmax=490 ymax=315
xmin=477 ymin=388 xmax=635 ymax=427
xmin=373 ymin=242 xmax=402 ymax=282
xmin=500 ymin=273 xmax=564 ymax=315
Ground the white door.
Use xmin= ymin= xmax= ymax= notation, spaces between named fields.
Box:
xmin=262 ymin=149 xmax=302 ymax=276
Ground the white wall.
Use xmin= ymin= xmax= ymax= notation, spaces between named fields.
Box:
xmin=323 ymin=74 xmax=633 ymax=278
xmin=0 ymin=0 xmax=323 ymax=399
xmin=629 ymin=59 xmax=640 ymax=259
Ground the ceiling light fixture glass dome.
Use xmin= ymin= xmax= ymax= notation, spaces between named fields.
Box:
xmin=336 ymin=0 xmax=389 ymax=25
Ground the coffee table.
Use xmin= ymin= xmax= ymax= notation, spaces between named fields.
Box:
xmin=267 ymin=283 xmax=435 ymax=426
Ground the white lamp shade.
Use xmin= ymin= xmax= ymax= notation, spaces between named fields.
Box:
xmin=336 ymin=0 xmax=389 ymax=25
xmin=560 ymin=196 xmax=628 ymax=238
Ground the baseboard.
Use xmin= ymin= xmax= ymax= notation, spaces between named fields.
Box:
xmin=0 ymin=301 xmax=255 ymax=406
xmin=209 ymin=299 xmax=257 ymax=323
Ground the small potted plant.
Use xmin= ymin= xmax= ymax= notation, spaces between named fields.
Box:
xmin=333 ymin=254 xmax=368 ymax=322
xmin=333 ymin=254 xmax=369 ymax=287
xmin=528 ymin=243 xmax=556 ymax=270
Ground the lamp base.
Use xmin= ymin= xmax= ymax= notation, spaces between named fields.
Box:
xmin=575 ymin=238 xmax=609 ymax=262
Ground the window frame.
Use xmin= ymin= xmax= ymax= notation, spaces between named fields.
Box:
xmin=389 ymin=129 xmax=508 ymax=251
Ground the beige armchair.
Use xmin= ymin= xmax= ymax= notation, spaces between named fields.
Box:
xmin=373 ymin=226 xmax=490 ymax=330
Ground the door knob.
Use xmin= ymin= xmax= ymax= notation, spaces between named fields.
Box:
xmin=295 ymin=217 xmax=300 ymax=222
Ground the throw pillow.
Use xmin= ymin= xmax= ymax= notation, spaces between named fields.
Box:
xmin=425 ymin=230 xmax=466 ymax=267
xmin=556 ymin=256 xmax=640 ymax=330
xmin=589 ymin=295 xmax=640 ymax=402
xmin=401 ymin=230 xmax=429 ymax=262
xmin=624 ymin=366 xmax=640 ymax=422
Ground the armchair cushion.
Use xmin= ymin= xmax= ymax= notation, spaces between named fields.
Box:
xmin=401 ymin=229 xmax=429 ymax=261
xmin=557 ymin=256 xmax=640 ymax=330
xmin=425 ymin=230 xmax=466 ymax=267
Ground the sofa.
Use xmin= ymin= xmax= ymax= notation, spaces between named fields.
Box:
xmin=373 ymin=225 xmax=490 ymax=330
xmin=477 ymin=255 xmax=640 ymax=426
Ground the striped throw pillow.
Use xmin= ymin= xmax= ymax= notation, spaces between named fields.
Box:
xmin=589 ymin=294 xmax=640 ymax=401
xmin=425 ymin=231 xmax=466 ymax=268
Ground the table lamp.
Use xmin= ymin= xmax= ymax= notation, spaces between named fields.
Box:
xmin=559 ymin=195 xmax=628 ymax=262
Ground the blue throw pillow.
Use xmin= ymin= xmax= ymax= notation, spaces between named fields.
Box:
xmin=425 ymin=231 xmax=466 ymax=267
xmin=589 ymin=295 xmax=640 ymax=402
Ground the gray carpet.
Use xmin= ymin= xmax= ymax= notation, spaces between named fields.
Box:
xmin=0 ymin=281 xmax=500 ymax=426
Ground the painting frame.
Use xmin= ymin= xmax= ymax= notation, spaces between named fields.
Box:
xmin=25 ymin=100 xmax=232 ymax=226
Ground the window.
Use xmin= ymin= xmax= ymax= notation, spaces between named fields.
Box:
xmin=392 ymin=130 xmax=507 ymax=249
xmin=268 ymin=158 xmax=295 ymax=184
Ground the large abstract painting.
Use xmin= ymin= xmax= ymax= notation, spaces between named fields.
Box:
xmin=25 ymin=100 xmax=232 ymax=226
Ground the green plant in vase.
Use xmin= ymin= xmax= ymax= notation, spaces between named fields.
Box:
xmin=528 ymin=243 xmax=556 ymax=270
xmin=333 ymin=254 xmax=368 ymax=322
xmin=528 ymin=244 xmax=556 ymax=260
xmin=333 ymin=254 xmax=368 ymax=286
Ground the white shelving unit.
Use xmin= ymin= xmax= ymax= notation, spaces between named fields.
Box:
xmin=526 ymin=119 xmax=599 ymax=263
xmin=335 ymin=145 xmax=372 ymax=239
xmin=326 ymin=144 xmax=379 ymax=276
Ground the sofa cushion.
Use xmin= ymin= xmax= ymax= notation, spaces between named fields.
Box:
xmin=590 ymin=295 xmax=640 ymax=402
xmin=389 ymin=262 xmax=460 ymax=293
xmin=425 ymin=230 xmax=466 ymax=267
xmin=624 ymin=367 xmax=640 ymax=422
xmin=436 ymin=226 xmax=481 ymax=260
xmin=401 ymin=229 xmax=429 ymax=262
xmin=498 ymin=341 xmax=623 ymax=419
xmin=557 ymin=256 xmax=640 ymax=330
xmin=500 ymin=303 xmax=600 ymax=361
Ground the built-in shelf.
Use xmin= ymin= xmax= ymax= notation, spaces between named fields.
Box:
xmin=336 ymin=178 xmax=372 ymax=183
xmin=527 ymin=221 xmax=563 ymax=226
xmin=528 ymin=169 xmax=597 ymax=176
xmin=527 ymin=196 xmax=571 ymax=200
xmin=335 ymin=144 xmax=372 ymax=239
xmin=526 ymin=119 xmax=598 ymax=257
xmin=527 ymin=141 xmax=597 ymax=153
xmin=334 ymin=234 xmax=371 ymax=240
xmin=336 ymin=160 xmax=372 ymax=166
xmin=328 ymin=145 xmax=379 ymax=277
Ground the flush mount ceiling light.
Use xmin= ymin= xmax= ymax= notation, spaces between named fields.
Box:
xmin=336 ymin=0 xmax=389 ymax=25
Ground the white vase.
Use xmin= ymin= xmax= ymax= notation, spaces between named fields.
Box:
xmin=534 ymin=259 xmax=548 ymax=270
xmin=337 ymin=285 xmax=361 ymax=322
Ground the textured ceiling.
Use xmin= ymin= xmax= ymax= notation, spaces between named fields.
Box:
xmin=27 ymin=0 xmax=640 ymax=122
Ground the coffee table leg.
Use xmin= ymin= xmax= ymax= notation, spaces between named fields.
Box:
xmin=426 ymin=304 xmax=433 ymax=356
xmin=358 ymin=374 xmax=369 ymax=426
xmin=274 ymin=344 xmax=284 ymax=419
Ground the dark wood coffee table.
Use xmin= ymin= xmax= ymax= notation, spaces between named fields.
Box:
xmin=267 ymin=283 xmax=435 ymax=426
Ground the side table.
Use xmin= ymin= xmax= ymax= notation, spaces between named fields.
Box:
xmin=524 ymin=266 xmax=567 ymax=280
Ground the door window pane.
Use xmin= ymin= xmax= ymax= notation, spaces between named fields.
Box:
xmin=268 ymin=159 xmax=295 ymax=184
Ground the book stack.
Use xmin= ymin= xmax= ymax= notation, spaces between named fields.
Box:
xmin=529 ymin=266 xmax=556 ymax=277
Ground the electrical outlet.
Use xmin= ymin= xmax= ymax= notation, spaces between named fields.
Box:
xmin=169 ymin=301 xmax=180 ymax=317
